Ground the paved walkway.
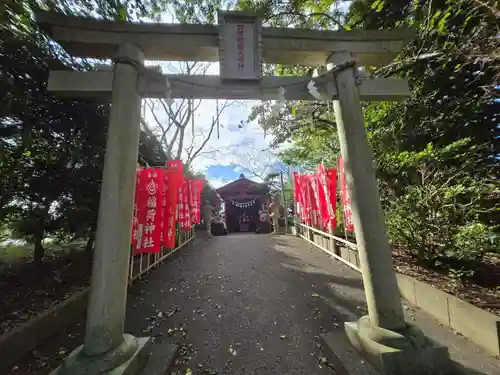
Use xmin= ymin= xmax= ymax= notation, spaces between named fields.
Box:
xmin=123 ymin=233 xmax=500 ymax=375
xmin=10 ymin=233 xmax=500 ymax=375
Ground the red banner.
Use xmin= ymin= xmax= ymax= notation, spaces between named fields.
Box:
xmin=338 ymin=156 xmax=354 ymax=232
xmin=312 ymin=180 xmax=319 ymax=226
xmin=301 ymin=174 xmax=311 ymax=224
xmin=131 ymin=169 xmax=142 ymax=248
xmin=293 ymin=172 xmax=303 ymax=218
xmin=167 ymin=160 xmax=183 ymax=224
xmin=182 ymin=178 xmax=192 ymax=229
xmin=136 ymin=169 xmax=162 ymax=254
xmin=292 ymin=167 xmax=337 ymax=230
xmin=192 ymin=180 xmax=204 ymax=224
xmin=310 ymin=173 xmax=323 ymax=228
xmin=162 ymin=169 xmax=179 ymax=249
xmin=325 ymin=168 xmax=337 ymax=230
xmin=133 ymin=170 xmax=149 ymax=254
xmin=316 ymin=165 xmax=337 ymax=230
xmin=305 ymin=175 xmax=318 ymax=226
xmin=315 ymin=166 xmax=330 ymax=229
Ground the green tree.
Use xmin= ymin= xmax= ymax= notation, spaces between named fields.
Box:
xmin=1 ymin=0 xmax=174 ymax=262
xmin=233 ymin=0 xmax=500 ymax=277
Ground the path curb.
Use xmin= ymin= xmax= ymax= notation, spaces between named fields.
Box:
xmin=0 ymin=288 xmax=90 ymax=374
xmin=299 ymin=229 xmax=500 ymax=358
xmin=396 ymin=273 xmax=500 ymax=357
xmin=0 ymin=236 xmax=196 ymax=373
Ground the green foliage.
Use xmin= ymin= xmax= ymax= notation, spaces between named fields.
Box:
xmin=240 ymin=0 xmax=500 ymax=280
xmin=1 ymin=0 xmax=175 ymax=263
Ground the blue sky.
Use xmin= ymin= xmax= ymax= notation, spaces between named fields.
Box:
xmin=206 ymin=165 xmax=242 ymax=182
xmin=206 ymin=160 xmax=288 ymax=188
xmin=137 ymin=2 xmax=357 ymax=188
xmin=142 ymin=64 xmax=284 ymax=188
xmin=140 ymin=8 xmax=301 ymax=188
xmin=138 ymin=2 xmax=286 ymax=188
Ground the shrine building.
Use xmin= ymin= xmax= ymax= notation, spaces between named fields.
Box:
xmin=216 ymin=174 xmax=269 ymax=233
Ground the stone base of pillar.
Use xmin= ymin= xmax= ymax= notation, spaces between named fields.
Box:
xmin=320 ymin=330 xmax=380 ymax=375
xmin=343 ymin=316 xmax=453 ymax=375
xmin=50 ymin=335 xmax=152 ymax=375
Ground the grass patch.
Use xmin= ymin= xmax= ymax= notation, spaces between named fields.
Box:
xmin=0 ymin=244 xmax=33 ymax=262
xmin=0 ymin=239 xmax=87 ymax=263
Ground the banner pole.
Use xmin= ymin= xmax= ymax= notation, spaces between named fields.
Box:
xmin=280 ymin=171 xmax=288 ymax=234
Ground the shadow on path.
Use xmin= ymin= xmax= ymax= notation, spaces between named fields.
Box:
xmin=8 ymin=234 xmax=498 ymax=375
xmin=124 ymin=234 xmax=369 ymax=374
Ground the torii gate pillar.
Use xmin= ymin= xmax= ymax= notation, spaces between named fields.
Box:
xmin=322 ymin=52 xmax=453 ymax=374
xmin=52 ymin=44 xmax=151 ymax=375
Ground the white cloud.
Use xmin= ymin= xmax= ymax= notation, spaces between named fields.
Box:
xmin=143 ymin=61 xmax=284 ymax=186
xmin=207 ymin=177 xmax=234 ymax=189
xmin=137 ymin=7 xmax=296 ymax=187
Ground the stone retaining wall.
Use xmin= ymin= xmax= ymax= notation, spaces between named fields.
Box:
xmin=0 ymin=235 xmax=195 ymax=374
xmin=0 ymin=289 xmax=90 ymax=374
xmin=297 ymin=225 xmax=500 ymax=357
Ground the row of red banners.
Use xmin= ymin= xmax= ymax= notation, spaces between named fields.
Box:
xmin=293 ymin=156 xmax=354 ymax=232
xmin=130 ymin=160 xmax=204 ymax=254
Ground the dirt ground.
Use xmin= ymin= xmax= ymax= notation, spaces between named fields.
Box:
xmin=393 ymin=251 xmax=500 ymax=316
xmin=0 ymin=252 xmax=91 ymax=335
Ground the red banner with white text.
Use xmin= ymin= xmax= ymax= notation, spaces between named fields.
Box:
xmin=182 ymin=178 xmax=192 ymax=229
xmin=301 ymin=174 xmax=312 ymax=224
xmin=162 ymin=169 xmax=179 ymax=249
xmin=325 ymin=168 xmax=337 ymax=230
xmin=316 ymin=165 xmax=331 ymax=229
xmin=131 ymin=169 xmax=143 ymax=249
xmin=292 ymin=172 xmax=303 ymax=218
xmin=292 ymin=167 xmax=338 ymax=231
xmin=338 ymin=156 xmax=354 ymax=232
xmin=310 ymin=173 xmax=324 ymax=228
xmin=167 ymin=160 xmax=183 ymax=225
xmin=135 ymin=169 xmax=162 ymax=254
xmin=130 ymin=161 xmax=204 ymax=252
xmin=192 ymin=179 xmax=204 ymax=224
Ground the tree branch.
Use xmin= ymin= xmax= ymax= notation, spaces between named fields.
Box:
xmin=472 ymin=0 xmax=500 ymax=18
xmin=265 ymin=11 xmax=346 ymax=30
xmin=186 ymin=100 xmax=233 ymax=167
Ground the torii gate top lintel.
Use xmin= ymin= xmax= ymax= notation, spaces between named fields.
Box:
xmin=36 ymin=11 xmax=414 ymax=67
xmin=38 ymin=10 xmax=413 ymax=102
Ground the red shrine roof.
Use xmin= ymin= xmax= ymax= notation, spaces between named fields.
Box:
xmin=216 ymin=174 xmax=269 ymax=198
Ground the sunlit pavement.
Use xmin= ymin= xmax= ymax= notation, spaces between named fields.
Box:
xmin=124 ymin=234 xmax=500 ymax=375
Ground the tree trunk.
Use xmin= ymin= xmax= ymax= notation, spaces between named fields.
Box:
xmin=85 ymin=217 xmax=98 ymax=258
xmin=33 ymin=231 xmax=45 ymax=265
xmin=85 ymin=232 xmax=95 ymax=254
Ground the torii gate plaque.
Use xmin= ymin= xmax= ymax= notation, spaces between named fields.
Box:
xmin=37 ymin=10 xmax=452 ymax=375
xmin=218 ymin=12 xmax=262 ymax=81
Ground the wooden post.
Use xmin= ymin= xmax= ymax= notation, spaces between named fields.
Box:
xmin=280 ymin=171 xmax=288 ymax=234
xmin=289 ymin=168 xmax=299 ymax=236
xmin=328 ymin=224 xmax=338 ymax=255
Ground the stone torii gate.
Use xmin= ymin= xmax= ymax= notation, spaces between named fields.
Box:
xmin=37 ymin=11 xmax=452 ymax=375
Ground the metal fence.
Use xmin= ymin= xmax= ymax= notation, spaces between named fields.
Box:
xmin=128 ymin=228 xmax=195 ymax=284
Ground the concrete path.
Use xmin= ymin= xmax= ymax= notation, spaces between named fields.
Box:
xmin=124 ymin=233 xmax=500 ymax=375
